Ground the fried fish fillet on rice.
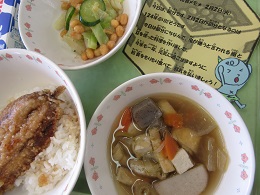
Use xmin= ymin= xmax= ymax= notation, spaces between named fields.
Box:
xmin=0 ymin=86 xmax=66 ymax=193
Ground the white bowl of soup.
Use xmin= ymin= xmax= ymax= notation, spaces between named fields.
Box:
xmin=84 ymin=73 xmax=255 ymax=195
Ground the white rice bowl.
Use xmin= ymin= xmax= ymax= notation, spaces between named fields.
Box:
xmin=1 ymin=86 xmax=80 ymax=194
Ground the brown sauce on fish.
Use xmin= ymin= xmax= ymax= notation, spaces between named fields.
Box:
xmin=0 ymin=86 xmax=66 ymax=193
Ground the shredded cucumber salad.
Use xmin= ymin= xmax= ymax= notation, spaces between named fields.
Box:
xmin=54 ymin=0 xmax=128 ymax=61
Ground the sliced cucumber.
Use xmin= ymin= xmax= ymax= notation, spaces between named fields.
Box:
xmin=79 ymin=0 xmax=106 ymax=27
xmin=65 ymin=6 xmax=76 ymax=30
xmin=90 ymin=23 xmax=109 ymax=44
xmin=82 ymin=31 xmax=98 ymax=49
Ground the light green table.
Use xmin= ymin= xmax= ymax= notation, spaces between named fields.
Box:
xmin=66 ymin=0 xmax=260 ymax=194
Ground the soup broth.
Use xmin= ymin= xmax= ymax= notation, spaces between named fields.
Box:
xmin=108 ymin=94 xmax=229 ymax=195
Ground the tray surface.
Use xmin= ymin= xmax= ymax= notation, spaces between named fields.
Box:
xmin=3 ymin=0 xmax=260 ymax=194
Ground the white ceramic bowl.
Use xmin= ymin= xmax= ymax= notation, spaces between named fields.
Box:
xmin=0 ymin=48 xmax=86 ymax=195
xmin=84 ymin=73 xmax=255 ymax=195
xmin=18 ymin=0 xmax=142 ymax=70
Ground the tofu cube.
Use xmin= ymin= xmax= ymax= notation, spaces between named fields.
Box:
xmin=172 ymin=148 xmax=194 ymax=174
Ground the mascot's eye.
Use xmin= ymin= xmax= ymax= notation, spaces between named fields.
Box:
xmin=239 ymin=69 xmax=243 ymax=72
xmin=227 ymin=69 xmax=231 ymax=73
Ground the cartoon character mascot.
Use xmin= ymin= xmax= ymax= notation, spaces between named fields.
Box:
xmin=215 ymin=57 xmax=252 ymax=109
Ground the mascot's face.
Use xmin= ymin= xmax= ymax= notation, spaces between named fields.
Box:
xmin=215 ymin=57 xmax=251 ymax=85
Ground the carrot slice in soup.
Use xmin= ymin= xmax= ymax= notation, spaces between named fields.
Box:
xmin=164 ymin=113 xmax=183 ymax=128
xmin=120 ymin=107 xmax=132 ymax=132
xmin=163 ymin=131 xmax=179 ymax=160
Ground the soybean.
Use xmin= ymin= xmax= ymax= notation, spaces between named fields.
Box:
xmin=116 ymin=25 xmax=125 ymax=37
xmin=100 ymin=44 xmax=109 ymax=56
xmin=119 ymin=14 xmax=128 ymax=26
xmin=86 ymin=48 xmax=94 ymax=59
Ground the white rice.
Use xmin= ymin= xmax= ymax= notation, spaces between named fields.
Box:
xmin=6 ymin=86 xmax=80 ymax=194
